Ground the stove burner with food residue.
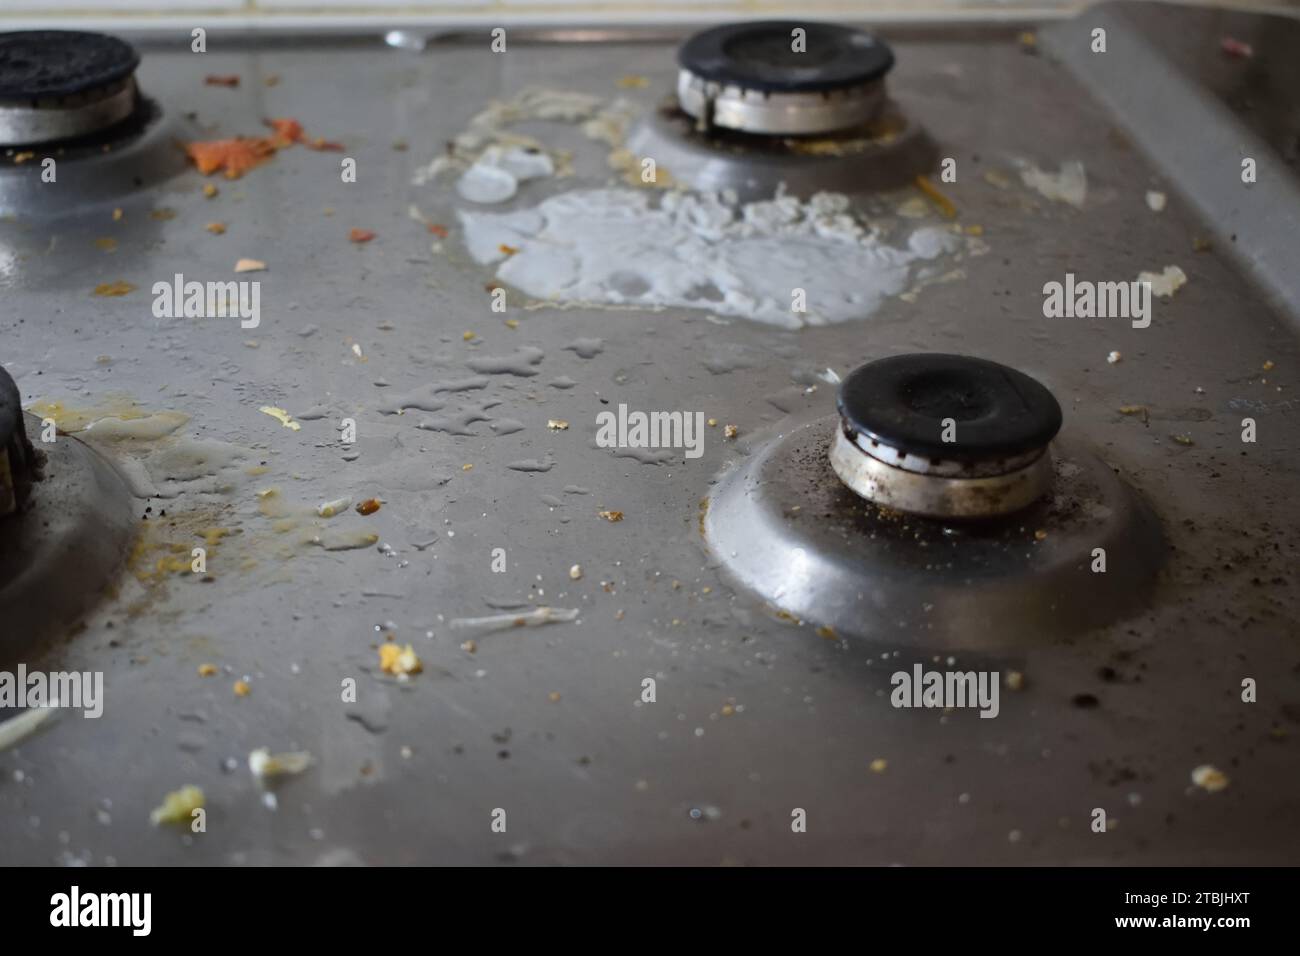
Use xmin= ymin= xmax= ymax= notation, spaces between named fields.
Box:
xmin=831 ymin=354 xmax=1063 ymax=519
xmin=627 ymin=20 xmax=934 ymax=198
xmin=703 ymin=354 xmax=1164 ymax=649
xmin=0 ymin=31 xmax=141 ymax=147
xmin=677 ymin=20 xmax=893 ymax=136
xmin=0 ymin=367 xmax=135 ymax=664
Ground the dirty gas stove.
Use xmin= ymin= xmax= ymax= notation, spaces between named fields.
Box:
xmin=1 ymin=5 xmax=1298 ymax=865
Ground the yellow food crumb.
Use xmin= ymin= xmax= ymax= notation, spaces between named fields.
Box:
xmin=1262 ymin=360 xmax=1274 ymax=371
xmin=707 ymin=418 xmax=718 ymax=427
xmin=598 ymin=510 xmax=624 ymax=522
xmin=462 ymin=463 xmax=473 ymax=471
xmin=1005 ymin=671 xmax=1025 ymax=691
xmin=724 ymin=424 xmax=738 ymax=439
xmin=548 ymin=691 xmax=562 ymax=702
xmin=150 ymin=785 xmax=204 ymax=826
xmin=203 ymin=183 xmax=218 ymax=198
xmin=379 ymin=642 xmax=422 ymax=676
xmin=505 ymin=318 xmax=519 ymax=329
xmin=112 ymin=208 xmax=123 ymax=221
xmin=870 ymin=758 xmax=888 ymax=773
xmin=463 ymin=330 xmax=476 ymax=341
xmin=915 ymin=174 xmax=957 ymax=218
xmin=197 ymin=663 xmax=218 ymax=677
xmin=206 ymin=221 xmax=226 ymax=235
xmin=1034 ymin=529 xmax=1047 ymax=541
xmin=259 ymin=406 xmax=300 ymax=431
xmin=1191 ymin=764 xmax=1229 ymax=792
xmin=93 ymin=281 xmax=135 ymax=297
xmin=617 ymin=74 xmax=649 ymax=88
xmin=233 ymin=679 xmax=251 ymax=697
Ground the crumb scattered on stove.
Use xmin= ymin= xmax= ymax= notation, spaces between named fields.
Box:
xmin=1145 ymin=190 xmax=1166 ymax=212
xmin=1171 ymin=434 xmax=1194 ymax=446
xmin=870 ymin=758 xmax=888 ymax=773
xmin=234 ymin=258 xmax=266 ymax=273
xmin=505 ymin=318 xmax=519 ymax=329
xmin=1191 ymin=764 xmax=1229 ymax=792
xmin=94 ymin=237 xmax=117 ymax=252
xmin=598 ymin=510 xmax=624 ymax=522
xmin=1034 ymin=529 xmax=1048 ymax=541
xmin=499 ymin=243 xmax=519 ymax=256
xmin=1139 ymin=264 xmax=1187 ymax=298
xmin=616 ymin=74 xmax=648 ymax=88
xmin=1220 ymin=36 xmax=1253 ymax=59
xmin=461 ymin=639 xmax=477 ymax=654
xmin=1107 ymin=350 xmax=1121 ymax=364
xmin=707 ymin=418 xmax=718 ymax=427
xmin=150 ymin=785 xmax=204 ymax=826
xmin=204 ymin=74 xmax=240 ymax=87
xmin=914 ymin=174 xmax=957 ymax=218
xmin=462 ymin=463 xmax=473 ymax=471
xmin=724 ymin=424 xmax=738 ymax=439
xmin=548 ymin=691 xmax=562 ymax=702
xmin=348 ymin=228 xmax=376 ymax=243
xmin=816 ymin=625 xmax=836 ymax=639
xmin=428 ymin=223 xmax=449 ymax=238
xmin=463 ymin=330 xmax=476 ymax=341
xmin=202 ymin=183 xmax=218 ymax=198
xmin=1262 ymin=360 xmax=1274 ymax=371
xmin=197 ymin=663 xmax=218 ymax=677
xmin=206 ymin=222 xmax=226 ymax=234
xmin=569 ymin=564 xmax=582 ymax=580
xmin=233 ymin=679 xmax=251 ymax=697
xmin=248 ymin=748 xmax=314 ymax=782
xmin=92 ymin=281 xmax=135 ymax=297
xmin=379 ymin=643 xmax=423 ymax=676
xmin=1005 ymin=671 xmax=1025 ymax=691
xmin=259 ymin=406 xmax=300 ymax=431
xmin=316 ymin=497 xmax=350 ymax=518
xmin=548 ymin=419 xmax=569 ymax=430
xmin=356 ymin=498 xmax=381 ymax=515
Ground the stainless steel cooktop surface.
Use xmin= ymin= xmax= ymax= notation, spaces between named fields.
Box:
xmin=1 ymin=2 xmax=1297 ymax=865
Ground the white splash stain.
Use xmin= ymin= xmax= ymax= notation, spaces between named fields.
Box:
xmin=459 ymin=187 xmax=965 ymax=328
xmin=1019 ymin=160 xmax=1087 ymax=209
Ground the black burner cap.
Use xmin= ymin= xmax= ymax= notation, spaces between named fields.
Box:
xmin=0 ymin=31 xmax=139 ymax=100
xmin=678 ymin=20 xmax=893 ymax=94
xmin=837 ymin=354 xmax=1063 ymax=462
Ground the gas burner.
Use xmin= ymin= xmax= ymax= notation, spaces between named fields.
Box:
xmin=0 ymin=365 xmax=35 ymax=517
xmin=676 ymin=21 xmax=894 ymax=136
xmin=0 ymin=366 xmax=134 ymax=663
xmin=830 ymin=354 xmax=1063 ymax=519
xmin=0 ymin=31 xmax=141 ymax=147
xmin=704 ymin=355 xmax=1162 ymax=647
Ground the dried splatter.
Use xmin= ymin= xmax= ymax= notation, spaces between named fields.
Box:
xmin=184 ymin=116 xmax=341 ymax=180
xmin=93 ymin=281 xmax=135 ymax=297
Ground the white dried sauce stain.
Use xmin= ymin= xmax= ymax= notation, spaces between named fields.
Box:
xmin=458 ymin=188 xmax=965 ymax=328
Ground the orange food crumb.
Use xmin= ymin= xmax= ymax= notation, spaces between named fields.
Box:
xmin=93 ymin=281 xmax=135 ymax=297
xmin=184 ymin=137 xmax=277 ymax=179
xmin=356 ymin=498 xmax=381 ymax=516
xmin=499 ymin=244 xmax=520 ymax=256
xmin=348 ymin=228 xmax=376 ymax=244
xmin=427 ymin=223 xmax=449 ymax=238
xmin=206 ymin=222 xmax=226 ymax=235
xmin=233 ymin=679 xmax=251 ymax=697
xmin=197 ymin=663 xmax=218 ymax=677
xmin=204 ymin=75 xmax=240 ymax=87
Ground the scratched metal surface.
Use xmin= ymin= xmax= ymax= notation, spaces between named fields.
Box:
xmin=1 ymin=2 xmax=1297 ymax=865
